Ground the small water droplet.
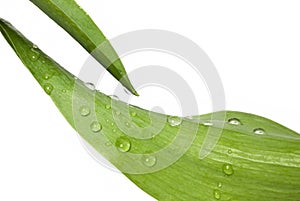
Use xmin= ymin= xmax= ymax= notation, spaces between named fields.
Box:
xmin=43 ymin=74 xmax=51 ymax=80
xmin=62 ymin=89 xmax=67 ymax=93
xmin=228 ymin=149 xmax=233 ymax=154
xmin=110 ymin=95 xmax=119 ymax=100
xmin=124 ymin=88 xmax=131 ymax=95
xmin=131 ymin=111 xmax=137 ymax=117
xmin=115 ymin=137 xmax=131 ymax=153
xmin=105 ymin=104 xmax=111 ymax=109
xmin=203 ymin=121 xmax=213 ymax=126
xmin=105 ymin=142 xmax=112 ymax=146
xmin=80 ymin=106 xmax=90 ymax=117
xmin=43 ymin=83 xmax=53 ymax=95
xmin=167 ymin=116 xmax=182 ymax=127
xmin=90 ymin=121 xmax=102 ymax=133
xmin=217 ymin=182 xmax=222 ymax=188
xmin=111 ymin=122 xmax=115 ymax=126
xmin=30 ymin=45 xmax=40 ymax=61
xmin=125 ymin=122 xmax=131 ymax=127
xmin=253 ymin=128 xmax=265 ymax=135
xmin=213 ymin=189 xmax=221 ymax=200
xmin=142 ymin=155 xmax=157 ymax=167
xmin=223 ymin=164 xmax=234 ymax=176
xmin=228 ymin=118 xmax=241 ymax=125
xmin=115 ymin=111 xmax=121 ymax=115
xmin=112 ymin=128 xmax=117 ymax=133
xmin=85 ymin=82 xmax=95 ymax=90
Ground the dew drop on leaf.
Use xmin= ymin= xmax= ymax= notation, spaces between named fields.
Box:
xmin=223 ymin=164 xmax=234 ymax=176
xmin=142 ymin=155 xmax=157 ymax=167
xmin=131 ymin=111 xmax=137 ymax=117
xmin=213 ymin=189 xmax=221 ymax=200
xmin=90 ymin=121 xmax=102 ymax=133
xmin=110 ymin=95 xmax=119 ymax=100
xmin=168 ymin=116 xmax=182 ymax=127
xmin=217 ymin=182 xmax=222 ymax=188
xmin=105 ymin=104 xmax=111 ymax=109
xmin=43 ymin=74 xmax=51 ymax=80
xmin=228 ymin=118 xmax=241 ymax=125
xmin=84 ymin=82 xmax=95 ymax=90
xmin=43 ymin=83 xmax=53 ymax=95
xmin=253 ymin=128 xmax=265 ymax=135
xmin=115 ymin=137 xmax=131 ymax=153
xmin=29 ymin=45 xmax=40 ymax=61
xmin=203 ymin=121 xmax=214 ymax=126
xmin=80 ymin=106 xmax=90 ymax=117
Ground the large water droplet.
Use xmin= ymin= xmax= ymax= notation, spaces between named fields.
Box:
xmin=142 ymin=155 xmax=157 ymax=167
xmin=43 ymin=83 xmax=53 ymax=95
xmin=115 ymin=137 xmax=131 ymax=153
xmin=223 ymin=164 xmax=234 ymax=176
xmin=168 ymin=116 xmax=182 ymax=127
xmin=213 ymin=189 xmax=221 ymax=200
xmin=80 ymin=106 xmax=90 ymax=117
xmin=253 ymin=128 xmax=265 ymax=135
xmin=90 ymin=121 xmax=102 ymax=133
xmin=228 ymin=118 xmax=241 ymax=125
xmin=84 ymin=82 xmax=95 ymax=90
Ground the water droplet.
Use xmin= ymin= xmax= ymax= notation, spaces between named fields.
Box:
xmin=43 ymin=83 xmax=53 ymax=95
xmin=125 ymin=122 xmax=131 ymax=127
xmin=217 ymin=182 xmax=222 ymax=188
xmin=203 ymin=121 xmax=213 ymax=126
xmin=228 ymin=118 xmax=241 ymax=125
xmin=142 ymin=155 xmax=157 ymax=167
xmin=90 ymin=121 xmax=102 ymax=133
xmin=223 ymin=164 xmax=234 ymax=176
xmin=43 ymin=74 xmax=51 ymax=80
xmin=62 ymin=89 xmax=67 ymax=93
xmin=253 ymin=128 xmax=265 ymax=135
xmin=124 ymin=88 xmax=131 ymax=95
xmin=115 ymin=111 xmax=121 ymax=115
xmin=105 ymin=104 xmax=111 ymax=109
xmin=112 ymin=128 xmax=117 ymax=133
xmin=228 ymin=149 xmax=233 ymax=154
xmin=115 ymin=137 xmax=131 ymax=153
xmin=110 ymin=95 xmax=119 ymax=100
xmin=105 ymin=142 xmax=112 ymax=146
xmin=213 ymin=189 xmax=221 ymax=200
xmin=30 ymin=45 xmax=40 ymax=61
xmin=85 ymin=82 xmax=95 ymax=90
xmin=167 ymin=116 xmax=182 ymax=127
xmin=80 ymin=106 xmax=90 ymax=117
xmin=131 ymin=111 xmax=137 ymax=117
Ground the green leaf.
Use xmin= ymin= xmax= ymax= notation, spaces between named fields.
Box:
xmin=29 ymin=0 xmax=138 ymax=96
xmin=1 ymin=18 xmax=300 ymax=201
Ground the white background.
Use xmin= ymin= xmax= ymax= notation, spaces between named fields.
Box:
xmin=1 ymin=1 xmax=300 ymax=200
